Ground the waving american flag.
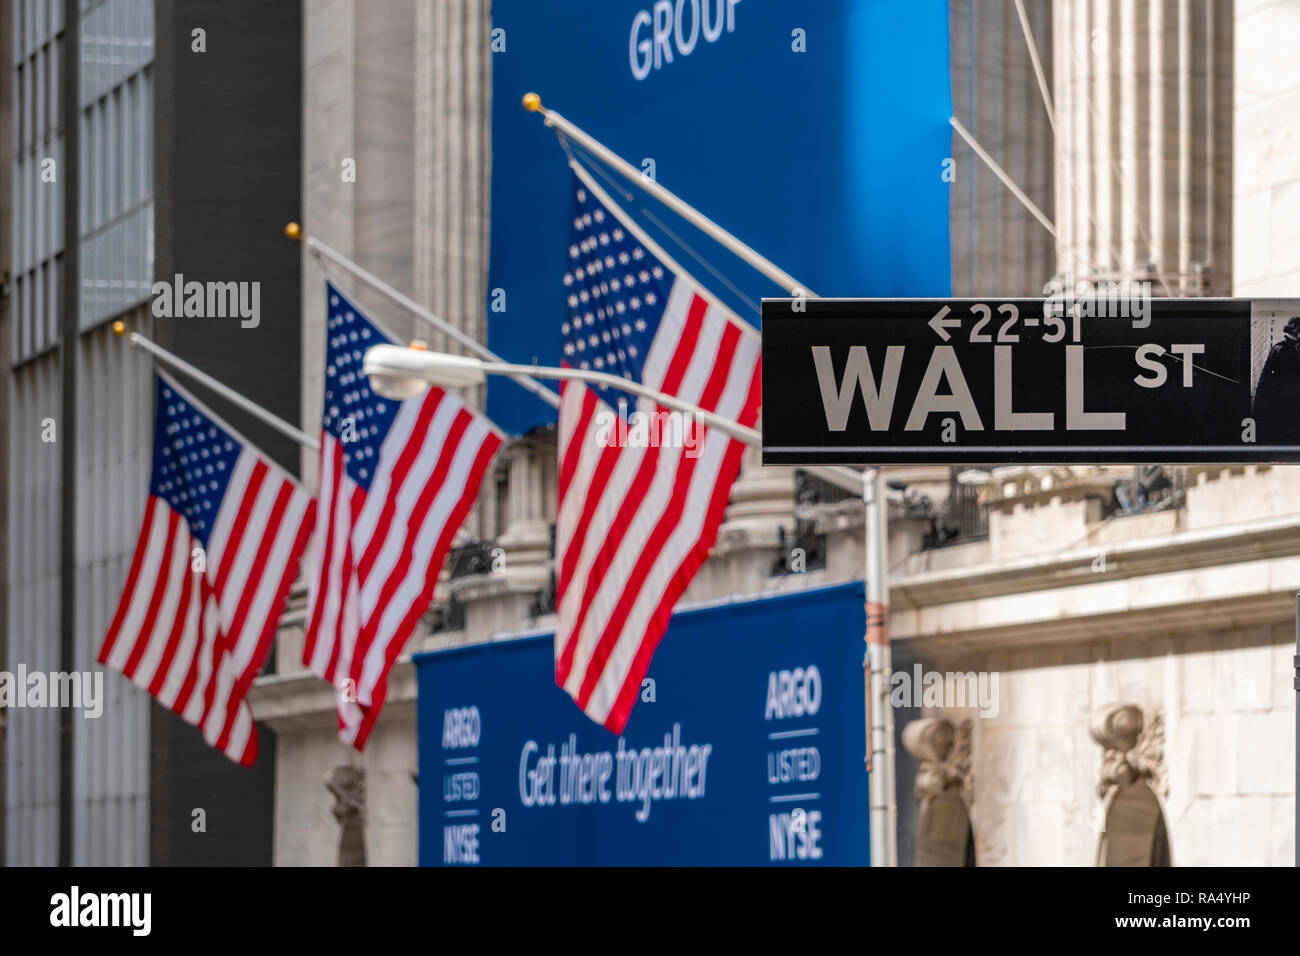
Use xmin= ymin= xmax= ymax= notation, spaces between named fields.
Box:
xmin=304 ymin=283 xmax=503 ymax=749
xmin=99 ymin=373 xmax=315 ymax=765
xmin=555 ymin=171 xmax=762 ymax=732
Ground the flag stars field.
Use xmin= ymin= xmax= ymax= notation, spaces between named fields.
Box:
xmin=553 ymin=169 xmax=761 ymax=731
xmin=151 ymin=385 xmax=241 ymax=542
xmin=321 ymin=299 xmax=397 ymax=488
xmin=561 ymin=184 xmax=665 ymax=402
xmin=303 ymin=281 xmax=503 ymax=750
xmin=99 ymin=374 xmax=315 ymax=765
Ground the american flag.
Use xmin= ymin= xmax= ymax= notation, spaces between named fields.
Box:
xmin=304 ymin=282 xmax=503 ymax=749
xmin=555 ymin=172 xmax=762 ymax=732
xmin=99 ymin=373 xmax=315 ymax=766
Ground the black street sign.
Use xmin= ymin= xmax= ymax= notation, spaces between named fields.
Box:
xmin=761 ymin=297 xmax=1300 ymax=465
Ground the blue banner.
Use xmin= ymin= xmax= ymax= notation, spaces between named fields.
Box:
xmin=487 ymin=0 xmax=953 ymax=432
xmin=416 ymin=582 xmax=869 ymax=865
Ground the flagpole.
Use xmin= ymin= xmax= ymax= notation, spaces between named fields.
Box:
xmin=523 ymin=97 xmax=862 ymax=485
xmin=285 ymin=222 xmax=561 ymax=410
xmin=522 ymin=93 xmax=899 ymax=863
xmin=482 ymin=359 xmax=761 ymax=447
xmin=116 ymin=322 xmax=485 ymax=548
xmin=569 ymin=160 xmax=759 ymax=340
xmin=113 ymin=321 xmax=320 ymax=451
xmin=523 ymin=93 xmax=814 ymax=297
xmin=491 ymin=363 xmax=863 ymax=496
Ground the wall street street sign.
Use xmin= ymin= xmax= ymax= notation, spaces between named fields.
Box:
xmin=761 ymin=298 xmax=1300 ymax=465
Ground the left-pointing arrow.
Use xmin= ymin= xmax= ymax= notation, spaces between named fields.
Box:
xmin=928 ymin=305 xmax=961 ymax=342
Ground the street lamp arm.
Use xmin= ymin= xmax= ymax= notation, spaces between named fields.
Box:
xmin=481 ymin=361 xmax=761 ymax=447
xmin=361 ymin=344 xmax=864 ymax=496
xmin=483 ymin=362 xmax=863 ymax=495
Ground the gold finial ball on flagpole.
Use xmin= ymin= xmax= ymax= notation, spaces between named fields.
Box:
xmin=112 ymin=320 xmax=126 ymax=336
xmin=522 ymin=92 xmax=541 ymax=113
xmin=284 ymin=221 xmax=302 ymax=240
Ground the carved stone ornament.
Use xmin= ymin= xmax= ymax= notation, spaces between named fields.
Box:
xmin=902 ymin=717 xmax=973 ymax=806
xmin=325 ymin=765 xmax=367 ymax=867
xmin=1089 ymin=703 xmax=1167 ymax=799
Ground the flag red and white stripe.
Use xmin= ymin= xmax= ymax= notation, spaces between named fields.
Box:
xmin=99 ymin=373 xmax=315 ymax=766
xmin=303 ymin=283 xmax=503 ymax=749
xmin=554 ymin=172 xmax=761 ymax=732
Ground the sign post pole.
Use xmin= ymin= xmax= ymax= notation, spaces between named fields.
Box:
xmin=865 ymin=467 xmax=897 ymax=867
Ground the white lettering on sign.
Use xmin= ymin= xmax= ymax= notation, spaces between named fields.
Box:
xmin=994 ymin=346 xmax=1053 ymax=430
xmin=1133 ymin=343 xmax=1206 ymax=389
xmin=769 ymin=810 xmax=823 ymax=861
xmin=1065 ymin=345 xmax=1125 ymax=430
xmin=811 ymin=343 xmax=1130 ymax=433
xmin=1134 ymin=344 xmax=1168 ymax=388
xmin=517 ymin=724 xmax=712 ymax=823
xmin=443 ymin=771 xmax=480 ymax=802
xmin=443 ymin=824 xmax=480 ymax=864
xmin=442 ymin=706 xmax=481 ymax=748
xmin=629 ymin=0 xmax=742 ymax=81
xmin=767 ymin=746 xmax=821 ymax=784
xmin=811 ymin=346 xmax=904 ymax=432
xmin=765 ymin=666 xmax=822 ymax=719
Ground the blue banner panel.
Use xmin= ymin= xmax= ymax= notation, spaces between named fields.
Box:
xmin=416 ymin=582 xmax=868 ymax=865
xmin=487 ymin=0 xmax=953 ymax=432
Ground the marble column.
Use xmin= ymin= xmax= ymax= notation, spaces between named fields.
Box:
xmin=414 ymin=0 xmax=491 ymax=389
xmin=413 ymin=0 xmax=511 ymax=625
xmin=699 ymin=412 xmax=798 ymax=598
xmin=949 ymin=0 xmax=1057 ymax=296
xmin=414 ymin=0 xmax=493 ymax=548
xmin=717 ymin=441 xmax=797 ymax=554
xmin=450 ymin=433 xmax=557 ymax=637
xmin=1053 ymin=0 xmax=1233 ymax=294
xmin=301 ymin=0 xmax=416 ymax=484
xmin=494 ymin=436 xmax=556 ymax=585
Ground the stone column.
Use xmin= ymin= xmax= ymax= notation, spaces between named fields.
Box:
xmin=707 ymin=414 xmax=797 ymax=595
xmin=494 ymin=436 xmax=555 ymax=583
xmin=949 ymin=0 xmax=1057 ymax=296
xmin=414 ymin=0 xmax=491 ymax=414
xmin=718 ymin=443 xmax=796 ymax=552
xmin=412 ymin=0 xmax=560 ymax=635
xmin=1053 ymin=0 xmax=1233 ymax=294
xmin=451 ymin=433 xmax=557 ymax=637
xmin=413 ymin=0 xmax=496 ymax=555
xmin=301 ymin=0 xmax=416 ymax=483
